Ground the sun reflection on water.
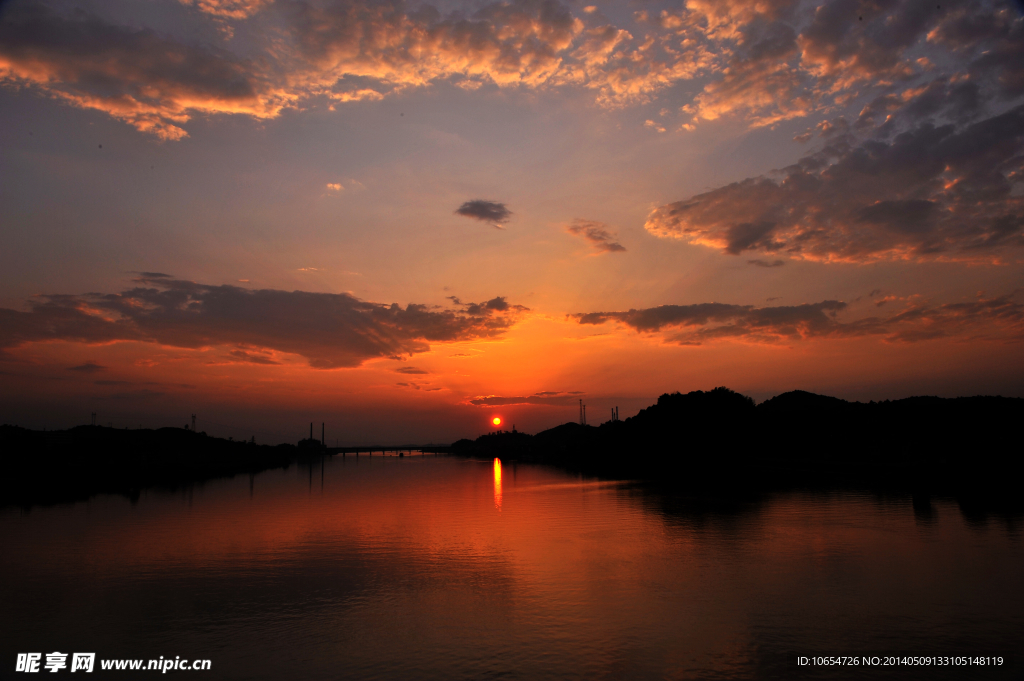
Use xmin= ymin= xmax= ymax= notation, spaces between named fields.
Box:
xmin=493 ymin=457 xmax=502 ymax=511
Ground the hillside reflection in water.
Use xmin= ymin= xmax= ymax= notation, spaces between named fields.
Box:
xmin=2 ymin=455 xmax=1021 ymax=680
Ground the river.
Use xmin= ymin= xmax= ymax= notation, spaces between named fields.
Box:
xmin=2 ymin=454 xmax=1020 ymax=679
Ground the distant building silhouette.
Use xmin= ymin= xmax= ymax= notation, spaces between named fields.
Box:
xmin=298 ymin=422 xmax=326 ymax=451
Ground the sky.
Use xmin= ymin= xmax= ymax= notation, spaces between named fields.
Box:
xmin=1 ymin=0 xmax=1023 ymax=444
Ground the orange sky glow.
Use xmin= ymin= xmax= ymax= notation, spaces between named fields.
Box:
xmin=1 ymin=0 xmax=1023 ymax=443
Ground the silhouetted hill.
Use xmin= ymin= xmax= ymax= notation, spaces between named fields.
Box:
xmin=452 ymin=387 xmax=1024 ymax=496
xmin=455 ymin=387 xmax=761 ymax=474
xmin=0 ymin=425 xmax=308 ymax=507
xmin=758 ymin=389 xmax=848 ymax=412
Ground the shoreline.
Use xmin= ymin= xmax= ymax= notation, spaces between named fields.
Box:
xmin=4 ymin=388 xmax=1023 ymax=512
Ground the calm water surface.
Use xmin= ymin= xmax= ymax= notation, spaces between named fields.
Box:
xmin=2 ymin=455 xmax=1021 ymax=680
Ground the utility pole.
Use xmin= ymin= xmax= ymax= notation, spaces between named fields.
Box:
xmin=191 ymin=414 xmax=196 ymax=431
xmin=321 ymin=422 xmax=325 ymax=446
xmin=583 ymin=404 xmax=587 ymax=426
xmin=91 ymin=412 xmax=96 ymax=427
xmin=579 ymin=399 xmax=583 ymax=425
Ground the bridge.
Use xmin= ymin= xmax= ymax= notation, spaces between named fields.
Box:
xmin=324 ymin=444 xmax=452 ymax=456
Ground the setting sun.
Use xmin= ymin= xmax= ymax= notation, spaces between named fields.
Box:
xmin=492 ymin=417 xmax=501 ymax=426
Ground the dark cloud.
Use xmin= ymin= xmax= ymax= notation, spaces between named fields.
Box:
xmin=575 ymin=301 xmax=847 ymax=343
xmin=481 ymin=297 xmax=509 ymax=311
xmin=94 ymin=379 xmax=196 ymax=389
xmin=455 ymin=200 xmax=512 ymax=227
xmin=854 ymin=78 xmax=986 ymax=135
xmin=107 ymin=389 xmax=164 ymax=400
xmin=928 ymin=2 xmax=1024 ymax=100
xmin=227 ymin=348 xmax=281 ymax=365
xmin=0 ymin=297 xmax=139 ymax=349
xmin=395 ymin=366 xmax=428 ymax=374
xmin=647 ymin=105 xmax=1024 ymax=262
xmin=652 ymin=0 xmax=1024 ymax=261
xmin=448 ymin=295 xmax=524 ymax=315
xmin=747 ymin=259 xmax=785 ymax=268
xmin=0 ymin=276 xmax=528 ymax=369
xmin=797 ymin=0 xmax=930 ymax=90
xmin=67 ymin=361 xmax=106 ymax=373
xmin=470 ymin=391 xmax=583 ymax=406
xmin=573 ymin=293 xmax=1024 ymax=345
xmin=566 ymin=219 xmax=626 ymax=253
xmin=672 ymin=0 xmax=1024 ymax=140
xmin=0 ymin=4 xmax=276 ymax=140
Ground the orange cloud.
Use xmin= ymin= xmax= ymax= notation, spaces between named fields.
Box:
xmin=180 ymin=0 xmax=272 ymax=20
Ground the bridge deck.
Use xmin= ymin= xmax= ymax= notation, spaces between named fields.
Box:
xmin=324 ymin=445 xmax=452 ymax=455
